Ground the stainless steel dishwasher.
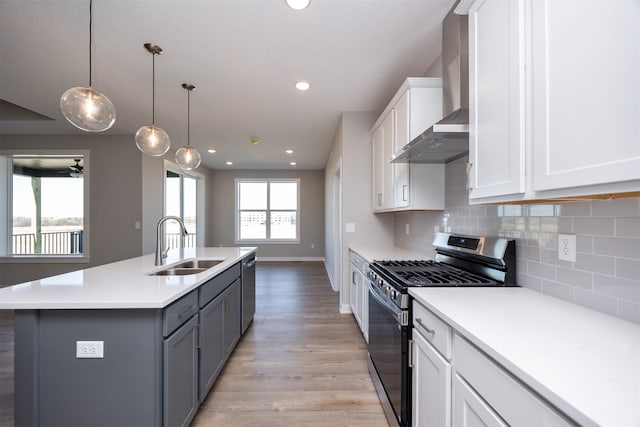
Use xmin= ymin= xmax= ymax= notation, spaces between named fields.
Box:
xmin=241 ymin=255 xmax=256 ymax=334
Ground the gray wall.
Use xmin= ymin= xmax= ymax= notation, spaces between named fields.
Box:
xmin=208 ymin=169 xmax=325 ymax=259
xmin=0 ymin=135 xmax=143 ymax=287
xmin=394 ymin=156 xmax=640 ymax=325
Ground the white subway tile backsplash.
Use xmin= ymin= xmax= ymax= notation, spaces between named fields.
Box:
xmin=556 ymin=267 xmax=593 ymax=290
xmin=393 ymin=158 xmax=640 ymax=324
xmin=616 ymin=217 xmax=640 ymax=238
xmin=618 ymin=300 xmax=640 ymax=324
xmin=616 ymin=259 xmax=640 ymax=281
xmin=594 ymin=274 xmax=640 ymax=303
xmin=573 ymin=217 xmax=615 ymax=236
xmin=594 ymin=237 xmax=640 ymax=259
xmin=573 ymin=253 xmax=615 ymax=276
xmin=574 ymin=289 xmax=618 ymax=317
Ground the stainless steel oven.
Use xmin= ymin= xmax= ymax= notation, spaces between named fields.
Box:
xmin=367 ymin=232 xmax=516 ymax=427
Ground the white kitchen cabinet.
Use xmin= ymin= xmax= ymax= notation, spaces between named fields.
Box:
xmin=412 ymin=322 xmax=451 ymax=427
xmin=349 ymin=249 xmax=368 ymax=341
xmin=371 ymin=78 xmax=445 ymax=212
xmin=452 ymin=375 xmax=507 ymax=427
xmin=466 ymin=0 xmax=526 ymax=199
xmin=453 ymin=334 xmax=572 ymax=427
xmin=461 ymin=0 xmax=640 ymax=204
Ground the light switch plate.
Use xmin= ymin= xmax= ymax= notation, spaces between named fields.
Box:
xmin=558 ymin=234 xmax=576 ymax=262
xmin=76 ymin=341 xmax=104 ymax=358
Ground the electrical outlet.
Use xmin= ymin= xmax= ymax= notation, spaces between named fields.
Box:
xmin=405 ymin=224 xmax=410 ymax=235
xmin=558 ymin=234 xmax=576 ymax=262
xmin=76 ymin=341 xmax=104 ymax=359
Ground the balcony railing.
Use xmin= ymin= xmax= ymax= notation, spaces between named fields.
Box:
xmin=12 ymin=230 xmax=84 ymax=255
xmin=166 ymin=233 xmax=197 ymax=250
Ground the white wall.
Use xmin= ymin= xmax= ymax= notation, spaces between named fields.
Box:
xmin=325 ymin=112 xmax=395 ymax=311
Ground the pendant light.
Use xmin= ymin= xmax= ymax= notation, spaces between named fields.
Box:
xmin=135 ymin=43 xmax=170 ymax=156
xmin=60 ymin=0 xmax=116 ymax=132
xmin=175 ymin=83 xmax=201 ymax=170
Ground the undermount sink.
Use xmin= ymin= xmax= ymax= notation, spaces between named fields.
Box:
xmin=150 ymin=267 xmax=208 ymax=276
xmin=148 ymin=259 xmax=224 ymax=276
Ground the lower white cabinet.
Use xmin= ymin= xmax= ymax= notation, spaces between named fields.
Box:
xmin=452 ymin=375 xmax=507 ymax=427
xmin=349 ymin=250 xmax=369 ymax=341
xmin=412 ymin=300 xmax=574 ymax=427
xmin=412 ymin=324 xmax=451 ymax=427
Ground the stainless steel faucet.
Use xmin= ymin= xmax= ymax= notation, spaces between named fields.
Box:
xmin=155 ymin=215 xmax=189 ymax=266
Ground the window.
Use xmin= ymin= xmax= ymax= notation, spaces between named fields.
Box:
xmin=236 ymin=179 xmax=299 ymax=242
xmin=0 ymin=151 xmax=89 ymax=260
xmin=164 ymin=162 xmax=204 ymax=250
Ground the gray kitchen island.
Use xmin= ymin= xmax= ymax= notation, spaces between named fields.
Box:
xmin=0 ymin=246 xmax=256 ymax=427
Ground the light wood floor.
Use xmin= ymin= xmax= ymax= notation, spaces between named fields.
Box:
xmin=0 ymin=262 xmax=388 ymax=427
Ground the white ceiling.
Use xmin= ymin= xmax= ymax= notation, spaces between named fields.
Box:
xmin=0 ymin=0 xmax=454 ymax=170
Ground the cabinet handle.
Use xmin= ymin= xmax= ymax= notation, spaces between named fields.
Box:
xmin=352 ymin=271 xmax=356 ymax=285
xmin=466 ymin=162 xmax=473 ymax=191
xmin=177 ymin=304 xmax=196 ymax=320
xmin=195 ymin=324 xmax=201 ymax=349
xmin=415 ymin=318 xmax=435 ymax=335
xmin=408 ymin=339 xmax=414 ymax=368
xmin=402 ymin=184 xmax=407 ymax=201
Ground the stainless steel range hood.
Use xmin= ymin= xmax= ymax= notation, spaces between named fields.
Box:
xmin=390 ymin=5 xmax=469 ymax=164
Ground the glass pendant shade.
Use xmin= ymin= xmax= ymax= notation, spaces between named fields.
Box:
xmin=175 ymin=146 xmax=201 ymax=170
xmin=135 ymin=125 xmax=171 ymax=156
xmin=60 ymin=86 xmax=116 ymax=132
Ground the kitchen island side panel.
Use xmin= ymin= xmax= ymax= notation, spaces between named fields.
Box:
xmin=15 ymin=309 xmax=163 ymax=427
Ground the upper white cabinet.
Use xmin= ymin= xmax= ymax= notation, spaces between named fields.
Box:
xmin=461 ymin=0 xmax=640 ymax=204
xmin=372 ymin=78 xmax=445 ymax=212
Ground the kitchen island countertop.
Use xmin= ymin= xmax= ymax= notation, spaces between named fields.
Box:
xmin=410 ymin=286 xmax=640 ymax=427
xmin=0 ymin=246 xmax=256 ymax=310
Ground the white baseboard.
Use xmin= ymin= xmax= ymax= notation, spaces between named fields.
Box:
xmin=340 ymin=304 xmax=352 ymax=314
xmin=256 ymin=257 xmax=325 ymax=262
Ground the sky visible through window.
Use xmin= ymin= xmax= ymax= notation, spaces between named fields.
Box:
xmin=13 ymin=175 xmax=84 ymax=218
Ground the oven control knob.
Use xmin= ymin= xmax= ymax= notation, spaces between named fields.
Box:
xmin=376 ymin=279 xmax=384 ymax=287
xmin=390 ymin=289 xmax=397 ymax=299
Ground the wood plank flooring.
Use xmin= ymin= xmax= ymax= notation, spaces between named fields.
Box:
xmin=0 ymin=261 xmax=388 ymax=427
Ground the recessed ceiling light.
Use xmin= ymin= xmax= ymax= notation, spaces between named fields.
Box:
xmin=295 ymin=81 xmax=310 ymax=91
xmin=250 ymin=137 xmax=260 ymax=145
xmin=226 ymin=161 xmax=233 ymax=166
xmin=286 ymin=0 xmax=310 ymax=10
xmin=290 ymin=162 xmax=297 ymax=166
xmin=207 ymin=149 xmax=217 ymax=154
xmin=285 ymin=149 xmax=294 ymax=154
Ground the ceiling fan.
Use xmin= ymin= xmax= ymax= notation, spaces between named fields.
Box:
xmin=69 ymin=159 xmax=83 ymax=178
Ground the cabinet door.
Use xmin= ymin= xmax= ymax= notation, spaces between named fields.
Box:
xmin=452 ymin=375 xmax=507 ymax=427
xmin=357 ymin=268 xmax=368 ymax=341
xmin=531 ymin=0 xmax=640 ymax=191
xmin=164 ymin=314 xmax=199 ymax=427
xmin=199 ymin=295 xmax=224 ymax=401
xmin=394 ymin=91 xmax=410 ymax=208
xmin=372 ymin=125 xmax=385 ymax=211
xmin=412 ymin=329 xmax=451 ymax=427
xmin=350 ymin=263 xmax=360 ymax=325
xmin=468 ymin=0 xmax=526 ymax=199
xmin=223 ymin=279 xmax=241 ymax=357
xmin=381 ymin=112 xmax=395 ymax=210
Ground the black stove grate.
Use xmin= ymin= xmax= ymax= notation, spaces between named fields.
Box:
xmin=372 ymin=259 xmax=496 ymax=287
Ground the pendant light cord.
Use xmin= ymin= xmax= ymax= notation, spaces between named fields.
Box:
xmin=152 ymin=52 xmax=156 ymax=125
xmin=187 ymin=89 xmax=190 ymax=147
xmin=89 ymin=0 xmax=93 ymax=87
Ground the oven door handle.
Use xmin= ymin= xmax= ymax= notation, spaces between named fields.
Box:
xmin=368 ymin=280 xmax=407 ymax=326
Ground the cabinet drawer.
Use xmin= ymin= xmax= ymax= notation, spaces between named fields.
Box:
xmin=349 ymin=250 xmax=367 ymax=273
xmin=163 ymin=291 xmax=198 ymax=337
xmin=412 ymin=300 xmax=452 ymax=359
xmin=199 ymin=263 xmax=241 ymax=307
xmin=453 ymin=334 xmax=574 ymax=427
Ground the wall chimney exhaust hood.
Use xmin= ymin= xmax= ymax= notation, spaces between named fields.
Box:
xmin=390 ymin=5 xmax=469 ymax=164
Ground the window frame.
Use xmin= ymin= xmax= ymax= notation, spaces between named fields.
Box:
xmin=235 ymin=178 xmax=300 ymax=244
xmin=163 ymin=160 xmax=205 ymax=248
xmin=0 ymin=149 xmax=91 ymax=263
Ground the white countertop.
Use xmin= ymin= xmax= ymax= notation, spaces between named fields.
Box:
xmin=349 ymin=244 xmax=433 ymax=263
xmin=0 ymin=247 xmax=256 ymax=310
xmin=409 ymin=287 xmax=640 ymax=427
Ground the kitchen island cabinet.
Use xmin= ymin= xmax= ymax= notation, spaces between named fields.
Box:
xmin=461 ymin=0 xmax=640 ymax=203
xmin=0 ymin=247 xmax=255 ymax=427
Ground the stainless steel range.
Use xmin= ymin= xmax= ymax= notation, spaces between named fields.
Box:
xmin=367 ymin=232 xmax=516 ymax=427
